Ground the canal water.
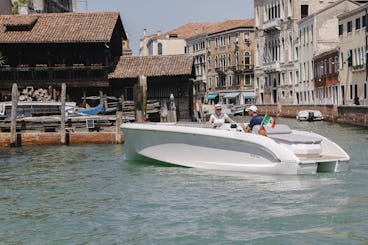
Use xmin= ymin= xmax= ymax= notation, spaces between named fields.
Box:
xmin=0 ymin=118 xmax=367 ymax=244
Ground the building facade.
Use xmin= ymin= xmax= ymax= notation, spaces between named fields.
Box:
xmin=254 ymin=0 xmax=342 ymax=105
xmin=0 ymin=0 xmax=12 ymax=14
xmin=314 ymin=49 xmax=340 ymax=104
xmin=0 ymin=12 xmax=127 ymax=103
xmin=338 ymin=3 xmax=368 ymax=105
xmin=298 ymin=0 xmax=359 ymax=105
xmin=4 ymin=0 xmax=76 ymax=14
xmin=205 ymin=20 xmax=255 ymax=105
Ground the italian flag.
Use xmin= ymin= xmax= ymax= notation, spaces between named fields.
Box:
xmin=262 ymin=114 xmax=276 ymax=128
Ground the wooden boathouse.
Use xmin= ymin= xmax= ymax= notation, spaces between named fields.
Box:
xmin=0 ymin=12 xmax=127 ymax=104
xmin=108 ymin=54 xmax=195 ymax=121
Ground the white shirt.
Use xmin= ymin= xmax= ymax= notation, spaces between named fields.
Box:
xmin=210 ymin=112 xmax=230 ymax=128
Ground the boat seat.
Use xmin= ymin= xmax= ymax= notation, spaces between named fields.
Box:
xmin=268 ymin=133 xmax=322 ymax=144
xmin=252 ymin=124 xmax=292 ymax=135
xmin=252 ymin=124 xmax=322 ymax=144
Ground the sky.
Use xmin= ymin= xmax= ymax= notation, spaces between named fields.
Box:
xmin=79 ymin=0 xmax=254 ymax=55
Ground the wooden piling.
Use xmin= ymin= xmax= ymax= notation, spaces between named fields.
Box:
xmin=60 ymin=83 xmax=66 ymax=145
xmin=10 ymin=83 xmax=18 ymax=147
xmin=135 ymin=75 xmax=147 ymax=123
xmin=115 ymin=111 xmax=122 ymax=144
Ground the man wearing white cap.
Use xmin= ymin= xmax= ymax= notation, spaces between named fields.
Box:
xmin=207 ymin=103 xmax=235 ymax=128
xmin=241 ymin=105 xmax=263 ymax=133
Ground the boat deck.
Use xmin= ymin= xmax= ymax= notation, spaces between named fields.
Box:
xmin=298 ymin=154 xmax=344 ymax=163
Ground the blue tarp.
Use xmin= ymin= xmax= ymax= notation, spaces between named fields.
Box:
xmin=76 ymin=104 xmax=105 ymax=115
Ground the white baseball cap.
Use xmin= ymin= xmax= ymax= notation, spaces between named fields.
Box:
xmin=214 ymin=104 xmax=222 ymax=109
xmin=245 ymin=105 xmax=258 ymax=112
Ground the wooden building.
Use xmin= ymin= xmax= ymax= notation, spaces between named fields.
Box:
xmin=0 ymin=12 xmax=127 ymax=103
xmin=108 ymin=54 xmax=195 ymax=120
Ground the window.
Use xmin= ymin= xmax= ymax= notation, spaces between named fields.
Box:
xmin=228 ymin=75 xmax=232 ymax=87
xmin=356 ymin=17 xmax=361 ymax=30
xmin=301 ymin=5 xmax=309 ymax=19
xmin=158 ymin=43 xmax=162 ymax=55
xmin=347 ymin=21 xmax=352 ymax=33
xmin=348 ymin=50 xmax=353 ymax=67
xmin=350 ymin=84 xmax=353 ymax=99
xmin=339 ymin=24 xmax=343 ymax=36
xmin=244 ymin=52 xmax=251 ymax=68
xmin=235 ymin=74 xmax=240 ymax=86
xmin=363 ymin=15 xmax=366 ymax=28
xmin=244 ymin=74 xmax=251 ymax=85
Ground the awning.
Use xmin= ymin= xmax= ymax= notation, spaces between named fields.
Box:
xmin=223 ymin=92 xmax=240 ymax=99
xmin=242 ymin=91 xmax=255 ymax=99
xmin=207 ymin=93 xmax=219 ymax=99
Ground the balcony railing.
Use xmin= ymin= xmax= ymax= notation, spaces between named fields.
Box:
xmin=0 ymin=64 xmax=107 ymax=72
xmin=263 ymin=61 xmax=281 ymax=73
xmin=262 ymin=19 xmax=282 ymax=32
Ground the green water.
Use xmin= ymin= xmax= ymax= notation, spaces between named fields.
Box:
xmin=0 ymin=119 xmax=367 ymax=244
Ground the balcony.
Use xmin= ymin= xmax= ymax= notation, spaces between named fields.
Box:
xmin=263 ymin=61 xmax=281 ymax=73
xmin=215 ymin=67 xmax=226 ymax=75
xmin=262 ymin=19 xmax=282 ymax=32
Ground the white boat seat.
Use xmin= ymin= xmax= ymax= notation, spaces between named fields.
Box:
xmin=268 ymin=133 xmax=322 ymax=144
xmin=252 ymin=124 xmax=322 ymax=144
xmin=252 ymin=124 xmax=292 ymax=134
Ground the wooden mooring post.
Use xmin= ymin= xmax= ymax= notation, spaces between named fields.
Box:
xmin=60 ymin=83 xmax=67 ymax=145
xmin=10 ymin=83 xmax=18 ymax=147
xmin=134 ymin=75 xmax=147 ymax=123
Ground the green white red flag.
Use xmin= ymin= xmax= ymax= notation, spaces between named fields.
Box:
xmin=262 ymin=114 xmax=276 ymax=128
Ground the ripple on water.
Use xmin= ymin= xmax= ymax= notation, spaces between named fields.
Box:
xmin=0 ymin=119 xmax=368 ymax=244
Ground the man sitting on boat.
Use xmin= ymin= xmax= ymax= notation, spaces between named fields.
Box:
xmin=241 ymin=105 xmax=263 ymax=133
xmin=207 ymin=104 xmax=236 ymax=128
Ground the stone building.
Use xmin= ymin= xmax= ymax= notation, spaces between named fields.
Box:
xmin=0 ymin=0 xmax=12 ymax=15
xmin=205 ymin=20 xmax=255 ymax=105
xmin=314 ymin=49 xmax=340 ymax=104
xmin=338 ymin=3 xmax=368 ymax=105
xmin=297 ymin=0 xmax=359 ymax=105
xmin=254 ymin=0 xmax=343 ymax=105
xmin=139 ymin=23 xmax=214 ymax=56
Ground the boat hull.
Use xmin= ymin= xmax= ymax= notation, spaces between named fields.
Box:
xmin=121 ymin=123 xmax=351 ymax=175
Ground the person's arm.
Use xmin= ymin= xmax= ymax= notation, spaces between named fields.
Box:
xmin=224 ymin=114 xmax=236 ymax=123
xmin=206 ymin=115 xmax=214 ymax=127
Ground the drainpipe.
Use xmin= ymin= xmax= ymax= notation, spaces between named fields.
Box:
xmin=365 ymin=7 xmax=368 ymax=82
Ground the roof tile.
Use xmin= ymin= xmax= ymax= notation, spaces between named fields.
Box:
xmin=0 ymin=12 xmax=121 ymax=43
xmin=109 ymin=54 xmax=194 ymax=79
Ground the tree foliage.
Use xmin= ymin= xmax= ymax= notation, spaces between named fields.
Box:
xmin=0 ymin=52 xmax=5 ymax=66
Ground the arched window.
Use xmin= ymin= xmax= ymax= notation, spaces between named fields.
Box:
xmin=158 ymin=43 xmax=162 ymax=55
xmin=244 ymin=52 xmax=251 ymax=67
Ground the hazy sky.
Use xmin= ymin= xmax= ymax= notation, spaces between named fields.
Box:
xmin=81 ymin=0 xmax=254 ymax=55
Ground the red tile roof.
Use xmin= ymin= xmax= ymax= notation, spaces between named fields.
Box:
xmin=109 ymin=54 xmax=194 ymax=79
xmin=158 ymin=19 xmax=254 ymax=39
xmin=161 ymin=23 xmax=218 ymax=39
xmin=0 ymin=12 xmax=122 ymax=43
xmin=207 ymin=19 xmax=255 ymax=35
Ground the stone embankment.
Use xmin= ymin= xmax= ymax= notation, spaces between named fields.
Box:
xmin=0 ymin=114 xmax=124 ymax=147
xmin=257 ymin=104 xmax=368 ymax=127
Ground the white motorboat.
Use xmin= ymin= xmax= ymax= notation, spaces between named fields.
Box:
xmin=121 ymin=122 xmax=350 ymax=175
xmin=296 ymin=110 xmax=324 ymax=121
xmin=0 ymin=101 xmax=76 ymax=118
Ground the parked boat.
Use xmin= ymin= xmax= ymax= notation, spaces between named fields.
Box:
xmin=121 ymin=122 xmax=350 ymax=175
xmin=230 ymin=104 xmax=246 ymax=116
xmin=0 ymin=101 xmax=76 ymax=118
xmin=296 ymin=110 xmax=324 ymax=121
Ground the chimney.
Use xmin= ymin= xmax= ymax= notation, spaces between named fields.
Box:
xmin=143 ymin=28 xmax=147 ymax=37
